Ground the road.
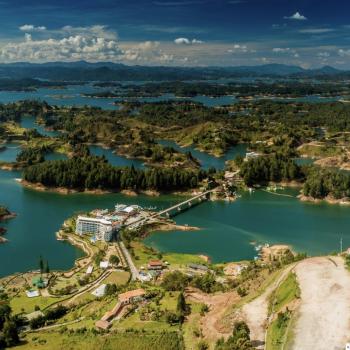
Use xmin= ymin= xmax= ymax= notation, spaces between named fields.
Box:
xmin=119 ymin=241 xmax=139 ymax=281
xmin=63 ymin=269 xmax=111 ymax=306
xmin=291 ymin=256 xmax=350 ymax=350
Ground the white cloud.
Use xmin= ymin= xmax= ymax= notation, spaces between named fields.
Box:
xmin=0 ymin=34 xmax=123 ymax=62
xmin=227 ymin=44 xmax=250 ymax=53
xmin=338 ymin=49 xmax=350 ymax=57
xmin=272 ymin=48 xmax=291 ymax=53
xmin=299 ymin=28 xmax=334 ymax=34
xmin=284 ymin=12 xmax=307 ymax=21
xmin=19 ymin=24 xmax=46 ymax=32
xmin=174 ymin=37 xmax=203 ymax=45
xmin=0 ymin=25 xmax=180 ymax=64
xmin=174 ymin=37 xmax=191 ymax=44
xmin=317 ymin=52 xmax=330 ymax=58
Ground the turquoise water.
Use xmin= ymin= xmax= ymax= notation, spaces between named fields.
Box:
xmin=0 ymin=142 xmax=21 ymax=162
xmin=1 ymin=87 xmax=350 ymax=277
xmin=145 ymin=189 xmax=350 ymax=262
xmin=0 ymin=169 xmax=180 ymax=277
xmin=158 ymin=140 xmax=247 ymax=170
xmin=294 ymin=157 xmax=315 ymax=166
xmin=20 ymin=116 xmax=61 ymax=137
xmin=88 ymin=145 xmax=145 ymax=169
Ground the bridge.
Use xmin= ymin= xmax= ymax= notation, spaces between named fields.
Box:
xmin=124 ymin=188 xmax=218 ymax=230
xmin=153 ymin=189 xmax=216 ymax=218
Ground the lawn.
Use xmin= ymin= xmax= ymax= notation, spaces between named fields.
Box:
xmin=131 ymin=240 xmax=206 ymax=269
xmin=10 ymin=292 xmax=65 ymax=314
xmin=266 ymin=311 xmax=292 ymax=350
xmin=268 ymin=272 xmax=300 ymax=315
xmin=14 ymin=330 xmax=184 ymax=350
xmin=266 ymin=272 xmax=300 ymax=350
xmin=101 ymin=270 xmax=130 ymax=285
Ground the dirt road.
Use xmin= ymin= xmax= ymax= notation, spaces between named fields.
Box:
xmin=240 ymin=264 xmax=296 ymax=350
xmin=292 ymin=256 xmax=350 ymax=350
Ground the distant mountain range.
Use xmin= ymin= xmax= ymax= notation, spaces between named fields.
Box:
xmin=0 ymin=61 xmax=347 ymax=81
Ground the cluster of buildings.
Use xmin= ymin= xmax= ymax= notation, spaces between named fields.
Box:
xmin=75 ymin=204 xmax=144 ymax=242
xmin=95 ymin=288 xmax=146 ymax=330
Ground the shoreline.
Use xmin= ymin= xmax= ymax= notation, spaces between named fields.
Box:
xmin=19 ymin=179 xmax=206 ymax=198
xmin=298 ymin=194 xmax=350 ymax=205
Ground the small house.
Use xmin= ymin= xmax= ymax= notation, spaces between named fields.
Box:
xmin=100 ymin=261 xmax=109 ymax=269
xmin=188 ymin=263 xmax=209 ymax=273
xmin=148 ymin=260 xmax=163 ymax=270
xmin=118 ymin=288 xmax=146 ymax=305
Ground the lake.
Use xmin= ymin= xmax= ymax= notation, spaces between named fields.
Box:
xmin=1 ymin=88 xmax=350 ymax=277
xmin=2 ymin=168 xmax=350 ymax=277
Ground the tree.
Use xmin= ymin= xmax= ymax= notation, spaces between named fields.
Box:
xmin=0 ymin=304 xmax=11 ymax=330
xmin=105 ymin=284 xmax=118 ymax=296
xmin=215 ymin=321 xmax=254 ymax=350
xmin=45 ymin=260 xmax=50 ymax=274
xmin=39 ymin=255 xmax=44 ymax=276
xmin=1 ymin=318 xmax=19 ymax=347
xmin=109 ymin=255 xmax=120 ymax=266
xmin=176 ymin=292 xmax=190 ymax=316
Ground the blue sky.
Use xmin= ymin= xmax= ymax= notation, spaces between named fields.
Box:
xmin=0 ymin=0 xmax=349 ymax=67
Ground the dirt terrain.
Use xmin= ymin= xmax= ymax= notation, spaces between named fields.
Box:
xmin=292 ymin=256 xmax=350 ymax=350
xmin=185 ymin=288 xmax=239 ymax=345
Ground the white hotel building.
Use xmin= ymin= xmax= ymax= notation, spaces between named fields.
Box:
xmin=76 ymin=216 xmax=117 ymax=242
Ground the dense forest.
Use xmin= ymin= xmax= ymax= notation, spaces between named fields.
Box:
xmin=303 ymin=168 xmax=350 ymax=199
xmin=238 ymin=154 xmax=303 ymax=186
xmin=22 ymin=155 xmax=209 ymax=192
xmin=85 ymin=81 xmax=350 ymax=99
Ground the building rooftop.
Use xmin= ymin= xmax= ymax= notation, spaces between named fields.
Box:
xmin=95 ymin=320 xmax=111 ymax=330
xmin=188 ymin=263 xmax=209 ymax=271
xmin=148 ymin=260 xmax=163 ymax=266
xmin=77 ymin=216 xmax=112 ymax=225
xmin=118 ymin=288 xmax=146 ymax=303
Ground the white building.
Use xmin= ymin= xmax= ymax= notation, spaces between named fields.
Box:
xmin=76 ymin=216 xmax=115 ymax=241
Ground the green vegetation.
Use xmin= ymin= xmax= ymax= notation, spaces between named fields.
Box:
xmin=215 ymin=321 xmax=254 ymax=350
xmin=266 ymin=272 xmax=300 ymax=350
xmin=0 ymin=297 xmax=20 ymax=348
xmin=0 ymin=206 xmax=10 ymax=220
xmin=239 ymin=154 xmax=302 ymax=186
xmin=85 ymin=80 xmax=350 ymax=99
xmin=161 ymin=271 xmax=224 ymax=294
xmin=266 ymin=310 xmax=293 ymax=350
xmin=303 ymin=167 xmax=350 ymax=200
xmin=22 ymin=155 xmax=208 ymax=192
xmin=268 ymin=272 xmax=300 ymax=315
xmin=14 ymin=330 xmax=184 ymax=350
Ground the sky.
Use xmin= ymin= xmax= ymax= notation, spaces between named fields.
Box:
xmin=0 ymin=0 xmax=349 ymax=68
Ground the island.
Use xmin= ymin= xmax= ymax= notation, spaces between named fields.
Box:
xmin=0 ymin=206 xmax=16 ymax=243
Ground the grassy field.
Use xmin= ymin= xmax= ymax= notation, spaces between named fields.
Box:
xmin=266 ymin=272 xmax=300 ymax=350
xmin=10 ymin=292 xmax=66 ymax=314
xmin=268 ymin=272 xmax=300 ymax=315
xmin=131 ymin=240 xmax=206 ymax=269
xmin=101 ymin=270 xmax=130 ymax=285
xmin=15 ymin=330 xmax=184 ymax=350
xmin=298 ymin=143 xmax=343 ymax=158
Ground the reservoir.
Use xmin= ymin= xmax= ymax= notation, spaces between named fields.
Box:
xmin=1 ymin=95 xmax=350 ymax=277
xmin=1 ymin=166 xmax=350 ymax=277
